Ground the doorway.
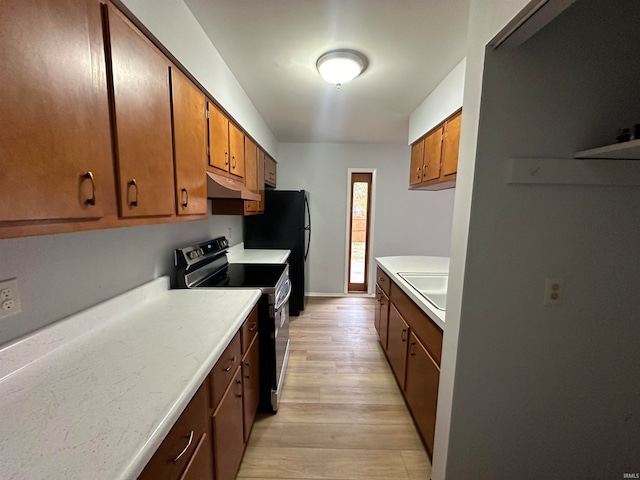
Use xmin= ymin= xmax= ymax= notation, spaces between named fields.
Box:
xmin=346 ymin=170 xmax=375 ymax=293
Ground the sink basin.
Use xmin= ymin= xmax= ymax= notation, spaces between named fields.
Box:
xmin=397 ymin=273 xmax=448 ymax=311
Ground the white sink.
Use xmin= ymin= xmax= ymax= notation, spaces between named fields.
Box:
xmin=397 ymin=273 xmax=448 ymax=311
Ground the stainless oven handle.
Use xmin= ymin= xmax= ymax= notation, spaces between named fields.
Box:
xmin=274 ymin=278 xmax=292 ymax=311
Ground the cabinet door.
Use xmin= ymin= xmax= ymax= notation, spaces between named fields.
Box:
xmin=264 ymin=155 xmax=277 ymax=187
xmin=170 ymin=68 xmax=207 ymax=216
xmin=387 ymin=304 xmax=409 ymax=388
xmin=228 ymin=123 xmax=245 ymax=179
xmin=207 ymin=102 xmax=230 ymax=172
xmin=409 ymin=139 xmax=424 ymax=186
xmin=139 ymin=384 xmax=211 ymax=480
xmin=256 ymin=148 xmax=266 ymax=212
xmin=106 ymin=4 xmax=175 ymax=218
xmin=405 ymin=331 xmax=440 ymax=456
xmin=374 ymin=286 xmax=382 ymax=335
xmin=423 ymin=126 xmax=444 ymax=182
xmin=178 ymin=433 xmax=214 ymax=480
xmin=243 ymin=138 xmax=258 ymax=214
xmin=242 ymin=334 xmax=260 ymax=443
xmin=442 ymin=111 xmax=461 ymax=177
xmin=0 ymin=0 xmax=114 ymax=222
xmin=212 ymin=368 xmax=245 ymax=480
xmin=379 ymin=291 xmax=390 ymax=351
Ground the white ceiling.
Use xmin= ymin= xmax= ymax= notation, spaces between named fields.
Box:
xmin=184 ymin=0 xmax=470 ymax=144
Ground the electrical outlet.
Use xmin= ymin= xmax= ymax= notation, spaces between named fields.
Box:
xmin=544 ymin=277 xmax=563 ymax=306
xmin=0 ymin=278 xmax=21 ymax=319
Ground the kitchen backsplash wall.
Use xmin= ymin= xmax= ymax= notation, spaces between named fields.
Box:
xmin=0 ymin=209 xmax=242 ymax=345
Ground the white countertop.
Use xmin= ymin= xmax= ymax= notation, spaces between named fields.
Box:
xmin=376 ymin=256 xmax=449 ymax=329
xmin=227 ymin=242 xmax=290 ymax=264
xmin=0 ymin=277 xmax=261 ymax=480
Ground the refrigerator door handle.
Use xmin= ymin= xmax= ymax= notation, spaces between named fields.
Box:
xmin=304 ymin=195 xmax=311 ymax=261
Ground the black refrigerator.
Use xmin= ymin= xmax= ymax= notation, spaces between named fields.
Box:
xmin=243 ymin=190 xmax=310 ymax=316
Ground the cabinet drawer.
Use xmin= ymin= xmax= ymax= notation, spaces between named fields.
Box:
xmin=240 ymin=306 xmax=259 ymax=354
xmin=390 ymin=282 xmax=443 ymax=366
xmin=210 ymin=330 xmax=241 ymax=409
xmin=376 ymin=267 xmax=391 ymax=296
xmin=139 ymin=384 xmax=210 ymax=480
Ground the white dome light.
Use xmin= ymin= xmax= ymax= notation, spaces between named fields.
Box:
xmin=316 ymin=50 xmax=367 ymax=88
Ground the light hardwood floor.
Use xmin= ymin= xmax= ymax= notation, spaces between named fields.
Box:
xmin=237 ymin=296 xmax=432 ymax=480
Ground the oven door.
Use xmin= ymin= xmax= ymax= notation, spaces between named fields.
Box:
xmin=272 ymin=278 xmax=292 ymax=411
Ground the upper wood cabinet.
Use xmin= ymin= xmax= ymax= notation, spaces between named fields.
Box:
xmin=207 ymin=102 xmax=245 ymax=180
xmin=409 ymin=109 xmax=462 ymax=191
xmin=170 ymin=67 xmax=207 ymax=216
xmin=264 ymin=155 xmax=277 ymax=187
xmin=244 ymin=143 xmax=265 ymax=215
xmin=105 ymin=3 xmax=175 ymax=218
xmin=0 ymin=0 xmax=115 ymax=224
xmin=244 ymin=137 xmax=258 ymax=194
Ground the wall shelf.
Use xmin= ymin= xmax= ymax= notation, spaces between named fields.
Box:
xmin=574 ymin=139 xmax=640 ymax=160
xmin=508 ymin=158 xmax=640 ymax=186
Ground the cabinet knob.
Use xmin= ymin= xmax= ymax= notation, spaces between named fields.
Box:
xmin=128 ymin=179 xmax=138 ymax=207
xmin=83 ymin=171 xmax=96 ymax=206
xmin=236 ymin=379 xmax=243 ymax=398
xmin=172 ymin=430 xmax=194 ymax=464
xmin=224 ymin=355 xmax=237 ymax=372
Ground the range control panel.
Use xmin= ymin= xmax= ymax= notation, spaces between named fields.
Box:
xmin=176 ymin=236 xmax=229 ymax=266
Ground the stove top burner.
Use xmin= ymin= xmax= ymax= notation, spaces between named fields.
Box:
xmin=196 ymin=263 xmax=287 ymax=289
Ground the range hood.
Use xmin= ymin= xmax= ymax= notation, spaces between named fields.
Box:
xmin=206 ymin=171 xmax=260 ymax=201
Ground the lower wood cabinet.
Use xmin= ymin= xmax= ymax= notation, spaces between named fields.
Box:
xmin=212 ymin=367 xmax=245 ymax=480
xmin=242 ymin=334 xmax=260 ymax=443
xmin=375 ymin=269 xmax=443 ymax=458
xmin=138 ymin=384 xmax=213 ymax=480
xmin=386 ymin=304 xmax=409 ymax=388
xmin=405 ymin=331 xmax=440 ymax=456
xmin=140 ymin=305 xmax=260 ymax=480
xmin=374 ymin=285 xmax=390 ymax=351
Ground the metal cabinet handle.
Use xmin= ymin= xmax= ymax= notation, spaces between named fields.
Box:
xmin=128 ymin=179 xmax=138 ymax=207
xmin=416 ymin=167 xmax=421 ymax=173
xmin=172 ymin=430 xmax=194 ymax=463
xmin=410 ymin=341 xmax=416 ymax=356
xmin=180 ymin=188 xmax=189 ymax=208
xmin=224 ymin=355 xmax=237 ymax=372
xmin=231 ymin=156 xmax=236 ymax=169
xmin=244 ymin=361 xmax=250 ymax=378
xmin=249 ymin=322 xmax=257 ymax=332
xmin=236 ymin=379 xmax=242 ymax=398
xmin=401 ymin=329 xmax=407 ymax=342
xmin=225 ymin=152 xmax=229 ymax=166
xmin=83 ymin=171 xmax=96 ymax=206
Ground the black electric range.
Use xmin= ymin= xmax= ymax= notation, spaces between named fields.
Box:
xmin=174 ymin=236 xmax=291 ymax=412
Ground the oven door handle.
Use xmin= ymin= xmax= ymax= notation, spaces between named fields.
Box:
xmin=275 ymin=278 xmax=292 ymax=311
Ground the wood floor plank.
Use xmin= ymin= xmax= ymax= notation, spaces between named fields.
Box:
xmin=238 ymin=296 xmax=430 ymax=479
xmin=237 ymin=446 xmax=409 ymax=479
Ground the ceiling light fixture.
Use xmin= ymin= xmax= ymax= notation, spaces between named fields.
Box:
xmin=316 ymin=49 xmax=367 ymax=88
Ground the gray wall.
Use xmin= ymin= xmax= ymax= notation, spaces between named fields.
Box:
xmin=438 ymin=1 xmax=640 ymax=478
xmin=0 ymin=211 xmax=242 ymax=345
xmin=277 ymin=143 xmax=455 ymax=295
